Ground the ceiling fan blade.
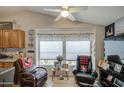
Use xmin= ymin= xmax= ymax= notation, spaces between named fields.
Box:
xmin=55 ymin=14 xmax=62 ymax=21
xmin=43 ymin=8 xmax=61 ymax=12
xmin=67 ymin=13 xmax=75 ymax=21
xmin=69 ymin=6 xmax=88 ymax=13
xmin=62 ymin=6 xmax=69 ymax=9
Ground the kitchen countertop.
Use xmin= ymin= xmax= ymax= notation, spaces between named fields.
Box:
xmin=0 ymin=58 xmax=17 ymax=62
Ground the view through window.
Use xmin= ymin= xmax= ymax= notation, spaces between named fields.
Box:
xmin=39 ymin=41 xmax=91 ymax=66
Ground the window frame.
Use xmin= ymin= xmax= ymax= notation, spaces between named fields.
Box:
xmin=65 ymin=40 xmax=91 ymax=61
xmin=38 ymin=40 xmax=91 ymax=66
xmin=39 ymin=41 xmax=63 ymax=60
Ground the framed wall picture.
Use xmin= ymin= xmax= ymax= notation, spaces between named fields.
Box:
xmin=0 ymin=22 xmax=13 ymax=29
xmin=114 ymin=64 xmax=122 ymax=73
xmin=105 ymin=23 xmax=115 ymax=38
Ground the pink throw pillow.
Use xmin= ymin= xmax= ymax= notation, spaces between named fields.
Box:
xmin=21 ymin=57 xmax=33 ymax=69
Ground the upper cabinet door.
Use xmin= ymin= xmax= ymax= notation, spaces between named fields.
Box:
xmin=2 ymin=30 xmax=11 ymax=48
xmin=0 ymin=29 xmax=25 ymax=48
xmin=10 ymin=30 xmax=19 ymax=48
xmin=22 ymin=31 xmax=25 ymax=48
xmin=18 ymin=30 xmax=25 ymax=48
xmin=0 ymin=30 xmax=3 ymax=48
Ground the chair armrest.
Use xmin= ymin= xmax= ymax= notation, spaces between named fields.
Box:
xmin=73 ymin=69 xmax=78 ymax=75
xmin=36 ymin=66 xmax=47 ymax=72
xmin=72 ymin=66 xmax=78 ymax=75
xmin=22 ymin=79 xmax=34 ymax=83
xmin=91 ymin=71 xmax=98 ymax=78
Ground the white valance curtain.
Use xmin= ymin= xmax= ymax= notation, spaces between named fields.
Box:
xmin=37 ymin=33 xmax=93 ymax=41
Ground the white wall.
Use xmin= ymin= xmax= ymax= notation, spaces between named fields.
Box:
xmin=0 ymin=11 xmax=54 ymax=31
xmin=95 ymin=27 xmax=105 ymax=64
xmin=115 ymin=17 xmax=124 ymax=35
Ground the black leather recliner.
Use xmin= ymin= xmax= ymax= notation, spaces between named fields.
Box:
xmin=73 ymin=56 xmax=98 ymax=87
xmin=14 ymin=59 xmax=47 ymax=87
xmin=107 ymin=55 xmax=122 ymax=64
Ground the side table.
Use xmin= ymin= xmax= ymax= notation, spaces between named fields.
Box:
xmin=51 ymin=67 xmax=69 ymax=81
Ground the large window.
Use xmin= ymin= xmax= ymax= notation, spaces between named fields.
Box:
xmin=66 ymin=41 xmax=91 ymax=60
xmin=40 ymin=41 xmax=63 ymax=60
xmin=39 ymin=41 xmax=91 ymax=66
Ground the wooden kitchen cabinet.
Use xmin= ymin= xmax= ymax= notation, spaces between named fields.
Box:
xmin=4 ymin=62 xmax=14 ymax=68
xmin=0 ymin=62 xmax=14 ymax=68
xmin=10 ymin=29 xmax=25 ymax=48
xmin=10 ymin=30 xmax=19 ymax=48
xmin=2 ymin=30 xmax=11 ymax=48
xmin=0 ymin=62 xmax=3 ymax=67
xmin=18 ymin=30 xmax=25 ymax=48
xmin=0 ymin=58 xmax=16 ymax=68
xmin=0 ymin=29 xmax=25 ymax=48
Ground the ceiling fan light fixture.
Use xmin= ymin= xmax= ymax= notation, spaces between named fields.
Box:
xmin=61 ymin=10 xmax=69 ymax=17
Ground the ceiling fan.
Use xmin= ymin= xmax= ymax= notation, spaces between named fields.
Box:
xmin=43 ymin=6 xmax=88 ymax=22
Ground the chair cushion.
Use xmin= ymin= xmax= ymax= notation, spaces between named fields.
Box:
xmin=75 ymin=72 xmax=96 ymax=85
xmin=20 ymin=57 xmax=33 ymax=69
xmin=76 ymin=73 xmax=93 ymax=78
xmin=78 ymin=56 xmax=90 ymax=73
xmin=32 ymin=68 xmax=47 ymax=80
xmin=80 ymin=65 xmax=88 ymax=73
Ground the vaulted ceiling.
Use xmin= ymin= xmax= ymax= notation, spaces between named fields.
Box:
xmin=0 ymin=6 xmax=124 ymax=26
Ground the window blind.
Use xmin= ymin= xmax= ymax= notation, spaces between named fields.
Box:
xmin=40 ymin=41 xmax=63 ymax=59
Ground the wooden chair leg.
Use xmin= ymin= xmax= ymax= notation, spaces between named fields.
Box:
xmin=52 ymin=71 xmax=55 ymax=81
xmin=66 ymin=71 xmax=69 ymax=80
